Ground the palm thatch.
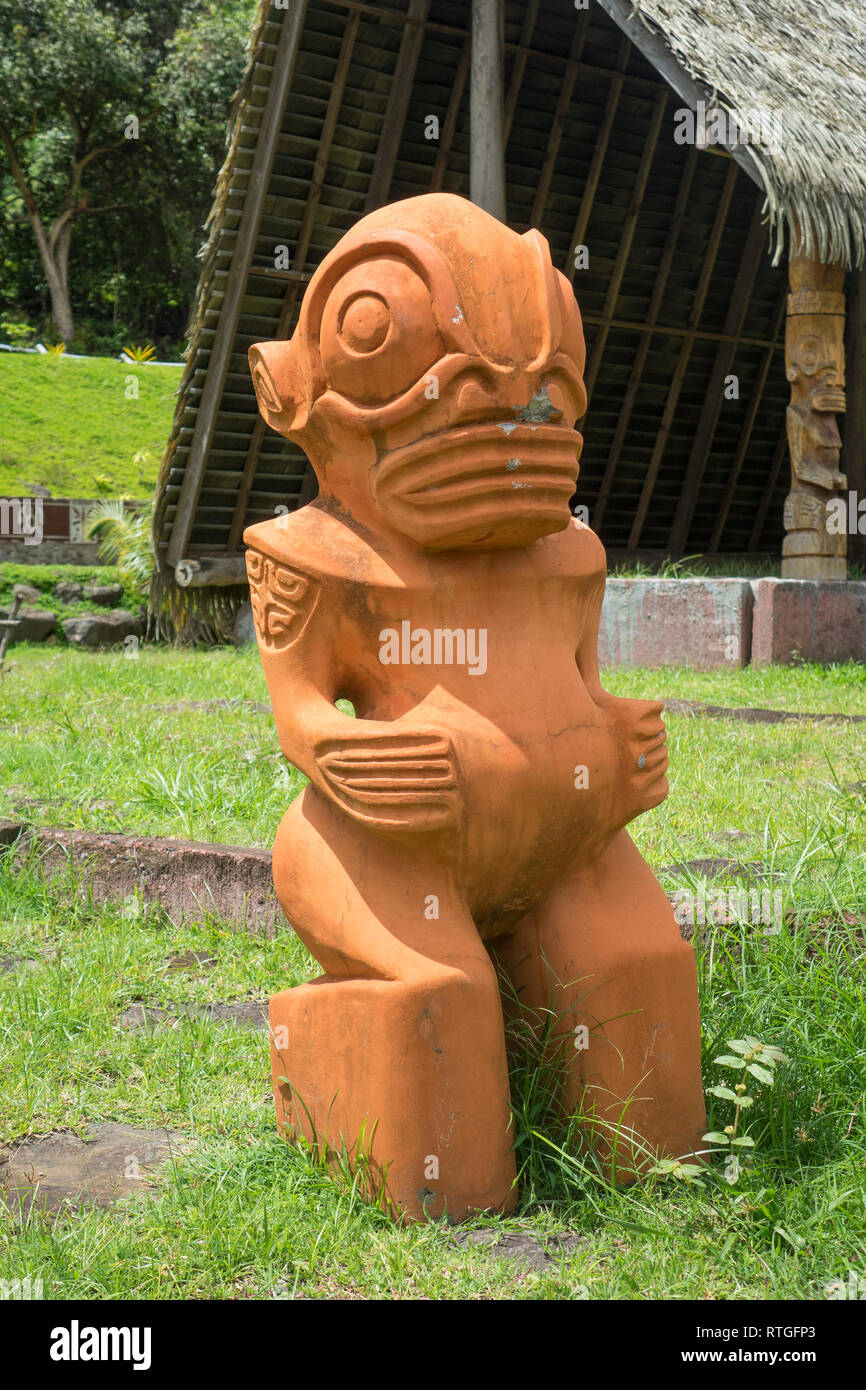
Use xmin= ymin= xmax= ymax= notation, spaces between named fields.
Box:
xmin=629 ymin=0 xmax=866 ymax=268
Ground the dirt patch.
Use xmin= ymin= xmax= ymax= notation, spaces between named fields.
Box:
xmin=663 ymin=698 xmax=866 ymax=725
xmin=0 ymin=955 xmax=43 ymax=976
xmin=165 ymin=950 xmax=217 ymax=972
xmin=661 ymin=857 xmax=767 ymax=881
xmin=452 ymin=1228 xmax=586 ymax=1271
xmin=119 ymin=1000 xmax=268 ymax=1031
xmin=0 ymin=1123 xmax=190 ymax=1219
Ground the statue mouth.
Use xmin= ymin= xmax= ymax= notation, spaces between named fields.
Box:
xmin=375 ymin=421 xmax=580 ymax=506
xmin=812 ymin=389 xmax=846 ymax=412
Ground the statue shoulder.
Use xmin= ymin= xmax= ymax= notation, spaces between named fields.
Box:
xmin=243 ymin=505 xmax=410 ymax=591
xmin=244 ymin=506 xmax=358 ymax=581
xmin=541 ymin=517 xmax=607 ymax=582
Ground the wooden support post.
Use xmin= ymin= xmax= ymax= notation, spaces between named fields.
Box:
xmin=843 ymin=264 xmax=866 ymax=568
xmin=780 ymin=245 xmax=848 ymax=579
xmin=470 ymin=0 xmax=506 ymax=220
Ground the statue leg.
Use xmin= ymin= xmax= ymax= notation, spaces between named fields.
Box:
xmin=493 ymin=829 xmax=705 ymax=1179
xmin=269 ymin=787 xmax=517 ymax=1222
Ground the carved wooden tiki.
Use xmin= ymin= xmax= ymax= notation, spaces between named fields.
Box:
xmin=782 ymin=251 xmax=847 ymax=579
xmin=244 ymin=193 xmax=706 ymax=1222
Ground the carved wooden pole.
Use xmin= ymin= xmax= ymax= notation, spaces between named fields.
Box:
xmin=470 ymin=0 xmax=506 ymax=221
xmin=843 ymin=265 xmax=866 ymax=569
xmin=781 ymin=246 xmax=847 ymax=579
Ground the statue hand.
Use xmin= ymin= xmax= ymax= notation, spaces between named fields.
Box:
xmin=314 ymin=726 xmax=461 ymax=833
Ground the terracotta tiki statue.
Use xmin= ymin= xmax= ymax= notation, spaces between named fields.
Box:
xmin=782 ymin=251 xmax=847 ymax=580
xmin=245 ymin=193 xmax=705 ymax=1222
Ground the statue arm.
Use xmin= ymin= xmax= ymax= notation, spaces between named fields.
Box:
xmin=248 ymin=549 xmax=460 ymax=833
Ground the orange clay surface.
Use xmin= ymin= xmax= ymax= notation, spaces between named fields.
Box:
xmin=245 ymin=193 xmax=706 ymax=1222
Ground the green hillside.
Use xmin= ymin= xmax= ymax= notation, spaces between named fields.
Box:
xmin=0 ymin=353 xmax=182 ymax=498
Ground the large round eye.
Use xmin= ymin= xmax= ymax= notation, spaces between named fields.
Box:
xmin=340 ymin=293 xmax=390 ymax=353
xmin=320 ymin=256 xmax=444 ymax=405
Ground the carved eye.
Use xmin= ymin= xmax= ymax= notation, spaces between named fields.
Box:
xmin=340 ymin=293 xmax=390 ymax=353
xmin=320 ymin=256 xmax=444 ymax=405
xmin=798 ymin=335 xmax=821 ymax=374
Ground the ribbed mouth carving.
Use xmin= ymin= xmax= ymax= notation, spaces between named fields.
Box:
xmin=374 ymin=421 xmax=580 ymax=514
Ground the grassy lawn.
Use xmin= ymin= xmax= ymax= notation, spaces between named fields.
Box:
xmin=0 ymin=354 xmax=181 ymax=498
xmin=1 ymin=648 xmax=864 ymax=1298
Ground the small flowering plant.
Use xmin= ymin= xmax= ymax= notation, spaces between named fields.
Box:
xmin=704 ymin=1036 xmax=789 ymax=1181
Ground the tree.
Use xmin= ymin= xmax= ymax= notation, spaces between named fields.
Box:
xmin=0 ymin=0 xmax=187 ymax=341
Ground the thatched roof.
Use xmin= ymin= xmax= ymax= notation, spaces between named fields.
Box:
xmin=621 ymin=0 xmax=866 ymax=268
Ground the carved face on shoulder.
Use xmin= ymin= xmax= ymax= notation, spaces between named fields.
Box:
xmin=249 ymin=193 xmax=587 ymax=551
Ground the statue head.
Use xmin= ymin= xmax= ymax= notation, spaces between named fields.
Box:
xmin=249 ymin=193 xmax=587 ymax=550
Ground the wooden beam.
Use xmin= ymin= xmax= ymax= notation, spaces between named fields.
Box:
xmin=429 ymin=41 xmax=469 ymax=191
xmin=166 ymin=1 xmax=308 ymax=568
xmin=627 ymin=160 xmax=738 ymax=550
xmin=227 ymin=10 xmax=360 ymax=552
xmin=708 ymin=287 xmax=787 ymax=552
xmin=747 ymin=419 xmax=788 ymax=552
xmin=592 ymin=145 xmax=698 ymax=531
xmin=322 ymin=0 xmax=693 ymax=97
xmin=578 ymin=313 xmax=782 ymax=352
xmin=364 ymin=0 xmax=430 ymax=212
xmin=175 ymin=556 xmax=248 ymax=588
xmin=470 ymin=0 xmax=506 ymax=219
xmin=529 ymin=9 xmax=590 ymax=229
xmin=504 ymin=0 xmax=541 ymax=142
xmin=565 ymin=37 xmax=631 ymax=281
xmin=594 ymin=0 xmax=765 ymax=193
xmin=582 ymin=87 xmax=668 ymax=405
xmin=669 ymin=197 xmax=768 ymax=554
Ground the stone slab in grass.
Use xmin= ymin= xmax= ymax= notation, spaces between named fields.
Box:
xmin=119 ymin=1000 xmax=268 ymax=1031
xmin=0 ymin=1123 xmax=190 ymax=1219
xmin=14 ymin=827 xmax=281 ymax=934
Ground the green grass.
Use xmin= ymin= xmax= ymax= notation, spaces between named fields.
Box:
xmin=0 ymin=354 xmax=181 ymax=498
xmin=0 ymin=648 xmax=864 ymax=1298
